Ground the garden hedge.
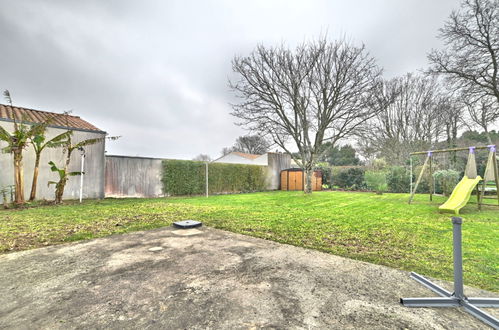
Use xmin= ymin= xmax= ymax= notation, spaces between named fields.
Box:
xmin=162 ymin=160 xmax=267 ymax=196
xmin=433 ymin=169 xmax=461 ymax=196
xmin=333 ymin=167 xmax=366 ymax=190
xmin=387 ymin=166 xmax=411 ymax=193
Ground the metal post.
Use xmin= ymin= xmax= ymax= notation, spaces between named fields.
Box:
xmin=452 ymin=217 xmax=464 ymax=299
xmin=476 ymin=184 xmax=481 ymax=211
xmin=205 ymin=162 xmax=208 ymax=198
xmin=401 ymin=217 xmax=499 ymax=328
xmin=429 ymin=153 xmax=433 ymax=202
xmin=79 ymin=148 xmax=85 ymax=203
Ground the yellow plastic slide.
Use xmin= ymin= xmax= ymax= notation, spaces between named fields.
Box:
xmin=439 ymin=175 xmax=482 ymax=215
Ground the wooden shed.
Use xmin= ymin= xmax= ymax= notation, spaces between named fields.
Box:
xmin=280 ymin=169 xmax=322 ymax=191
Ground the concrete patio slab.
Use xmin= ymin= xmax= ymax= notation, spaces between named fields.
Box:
xmin=0 ymin=226 xmax=497 ymax=329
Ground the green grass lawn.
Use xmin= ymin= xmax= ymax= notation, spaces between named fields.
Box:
xmin=1 ymin=191 xmax=497 ymax=292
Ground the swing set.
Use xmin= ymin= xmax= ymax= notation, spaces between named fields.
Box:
xmin=408 ymin=145 xmax=499 ymax=214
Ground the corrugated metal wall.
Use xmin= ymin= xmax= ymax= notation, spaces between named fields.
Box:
xmin=105 ymin=155 xmax=164 ymax=198
xmin=266 ymin=152 xmax=291 ymax=189
xmin=104 ymin=153 xmax=292 ymax=198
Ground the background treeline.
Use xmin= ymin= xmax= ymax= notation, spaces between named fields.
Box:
xmin=355 ymin=73 xmax=499 ymax=166
xmin=315 ymin=130 xmax=499 ymax=195
xmin=321 ymin=164 xmax=460 ymax=196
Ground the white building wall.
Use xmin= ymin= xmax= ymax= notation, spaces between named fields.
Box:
xmin=213 ymin=152 xmax=291 ymax=190
xmin=0 ymin=121 xmax=106 ymax=203
xmin=253 ymin=154 xmax=268 ymax=165
xmin=213 ymin=153 xmax=256 ymax=165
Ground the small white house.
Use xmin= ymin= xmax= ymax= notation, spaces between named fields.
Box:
xmin=213 ymin=151 xmax=291 ymax=190
xmin=213 ymin=152 xmax=268 ymax=165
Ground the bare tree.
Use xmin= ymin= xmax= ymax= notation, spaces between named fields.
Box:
xmin=220 ymin=147 xmax=233 ymax=156
xmin=357 ymin=73 xmax=446 ymax=164
xmin=462 ymin=95 xmax=499 ymax=143
xmin=230 ymin=38 xmax=382 ymax=193
xmin=440 ymin=96 xmax=465 ymax=149
xmin=428 ymin=0 xmax=499 ymax=140
xmin=192 ymin=154 xmax=212 ymax=162
xmin=220 ymin=135 xmax=269 ymax=156
xmin=233 ymin=135 xmax=269 ymax=154
xmin=436 ymin=94 xmax=466 ymax=167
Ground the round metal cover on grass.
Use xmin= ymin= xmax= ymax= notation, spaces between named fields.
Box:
xmin=173 ymin=220 xmax=202 ymax=229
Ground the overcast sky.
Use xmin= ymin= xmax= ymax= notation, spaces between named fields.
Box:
xmin=0 ymin=0 xmax=460 ymax=159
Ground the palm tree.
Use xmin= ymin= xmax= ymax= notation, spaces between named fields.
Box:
xmin=29 ymin=130 xmax=72 ymax=201
xmin=0 ymin=90 xmax=48 ymax=204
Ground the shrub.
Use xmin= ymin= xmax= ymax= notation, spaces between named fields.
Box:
xmin=162 ymin=160 xmax=267 ymax=196
xmin=1 ymin=185 xmax=14 ymax=209
xmin=333 ymin=167 xmax=366 ymax=190
xmin=413 ymin=165 xmax=431 ymax=194
xmin=387 ymin=166 xmax=411 ymax=193
xmin=365 ymin=171 xmax=388 ymax=194
xmin=371 ymin=158 xmax=388 ymax=171
xmin=315 ymin=162 xmax=332 ymax=187
xmin=433 ymin=170 xmax=461 ymax=196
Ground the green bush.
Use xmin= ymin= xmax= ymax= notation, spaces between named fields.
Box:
xmin=433 ymin=170 xmax=461 ymax=196
xmin=333 ymin=167 xmax=366 ymax=190
xmin=365 ymin=171 xmax=388 ymax=194
xmin=387 ymin=166 xmax=411 ymax=193
xmin=162 ymin=160 xmax=267 ymax=196
xmin=371 ymin=158 xmax=388 ymax=171
xmin=315 ymin=162 xmax=332 ymax=187
xmin=413 ymin=165 xmax=431 ymax=194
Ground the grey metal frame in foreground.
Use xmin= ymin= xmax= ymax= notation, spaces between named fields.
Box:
xmin=401 ymin=217 xmax=499 ymax=329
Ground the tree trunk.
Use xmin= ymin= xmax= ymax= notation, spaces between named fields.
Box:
xmin=54 ymin=180 xmax=66 ymax=204
xmin=29 ymin=154 xmax=41 ymax=201
xmin=13 ymin=151 xmax=24 ymax=204
xmin=485 ymin=128 xmax=492 ymax=144
xmin=304 ymin=168 xmax=313 ymax=194
xmin=54 ymin=150 xmax=73 ymax=204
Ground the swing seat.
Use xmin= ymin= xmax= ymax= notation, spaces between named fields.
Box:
xmin=439 ymin=176 xmax=482 ymax=215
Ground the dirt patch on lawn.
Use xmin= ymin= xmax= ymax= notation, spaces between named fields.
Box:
xmin=0 ymin=226 xmax=497 ymax=329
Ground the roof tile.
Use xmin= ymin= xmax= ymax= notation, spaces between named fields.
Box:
xmin=0 ymin=104 xmax=103 ymax=132
xmin=232 ymin=152 xmax=261 ymax=160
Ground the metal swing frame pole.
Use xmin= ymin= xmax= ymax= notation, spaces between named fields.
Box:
xmin=401 ymin=217 xmax=499 ymax=328
xmin=409 ymin=156 xmax=413 ymax=196
xmin=408 ymin=152 xmax=431 ymax=204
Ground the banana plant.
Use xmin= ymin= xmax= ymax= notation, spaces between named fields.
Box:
xmin=47 ymin=161 xmax=83 ymax=204
xmin=0 ymin=90 xmax=50 ymax=204
xmin=29 ymin=130 xmax=72 ymax=201
xmin=48 ymin=132 xmax=119 ymax=203
xmin=0 ymin=185 xmax=14 ymax=209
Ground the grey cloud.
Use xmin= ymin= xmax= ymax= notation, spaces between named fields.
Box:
xmin=0 ymin=0 xmax=460 ymax=159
